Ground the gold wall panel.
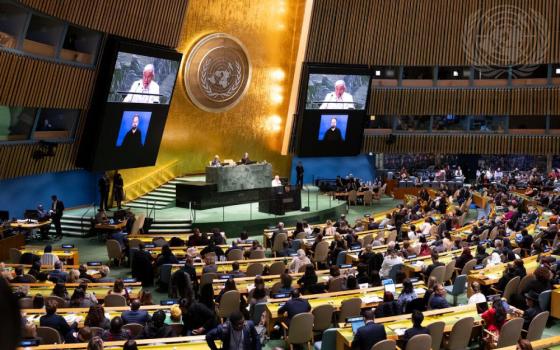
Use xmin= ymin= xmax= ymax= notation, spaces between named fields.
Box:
xmin=306 ymin=0 xmax=560 ymax=66
xmin=362 ymin=134 xmax=560 ymax=155
xmin=17 ymin=0 xmax=188 ymax=47
xmin=120 ymin=0 xmax=306 ymax=185
xmin=369 ymin=87 xmax=560 ymax=116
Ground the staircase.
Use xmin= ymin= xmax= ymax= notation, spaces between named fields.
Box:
xmin=125 ymin=177 xmax=193 ymax=210
xmin=148 ymin=219 xmax=192 ymax=234
xmin=49 ymin=214 xmax=93 ymax=237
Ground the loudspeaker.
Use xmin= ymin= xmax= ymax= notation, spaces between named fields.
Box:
xmin=301 ymin=207 xmax=310 ymax=212
xmin=386 ymin=134 xmax=396 ymax=145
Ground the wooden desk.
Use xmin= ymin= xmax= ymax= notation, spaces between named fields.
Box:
xmin=23 ymin=335 xmax=215 ymax=349
xmin=551 ymin=289 xmax=560 ymax=319
xmin=467 ymin=254 xmax=544 ymax=289
xmin=10 ymin=220 xmax=52 ymax=231
xmin=94 ymin=219 xmax=128 ymax=231
xmin=1 ymin=264 xmax=104 ymax=279
xmin=0 ymin=233 xmax=25 ymax=262
xmin=336 ymin=304 xmax=484 ymax=350
xmin=171 ymin=256 xmax=287 ymax=277
xmin=13 ymin=282 xmax=142 ymax=300
xmin=496 ymin=335 xmax=560 ymax=349
xmin=20 ymin=246 xmax=80 ymax=265
xmin=402 ymin=246 xmax=477 ymax=276
xmin=146 ymin=244 xmax=252 ymax=259
xmin=265 ymin=282 xmax=427 ymax=333
xmin=129 ymin=233 xmax=193 ymax=243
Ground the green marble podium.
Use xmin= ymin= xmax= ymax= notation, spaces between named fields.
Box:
xmin=205 ymin=163 xmax=272 ymax=192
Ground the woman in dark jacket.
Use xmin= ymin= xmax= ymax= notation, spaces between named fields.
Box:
xmin=374 ymin=291 xmax=400 ymax=318
xmin=180 ymin=297 xmax=218 ymax=335
xmin=140 ymin=310 xmax=175 ymax=339
xmin=297 ymin=264 xmax=318 ymax=295
xmin=455 ymin=247 xmax=474 ymax=270
xmin=156 ymin=245 xmax=179 ymax=266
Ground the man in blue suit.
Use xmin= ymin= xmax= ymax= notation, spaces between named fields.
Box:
xmin=40 ymin=300 xmax=75 ymax=342
xmin=351 ymin=310 xmax=387 ymax=350
xmin=121 ymin=299 xmax=151 ymax=325
xmin=429 ymin=283 xmax=450 ymax=310
xmin=48 ymin=261 xmax=68 ymax=283
xmin=277 ymin=289 xmax=311 ymax=324
xmin=206 ymin=311 xmax=261 ymax=350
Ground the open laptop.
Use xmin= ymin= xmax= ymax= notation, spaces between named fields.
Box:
xmin=382 ymin=279 xmax=396 ymax=294
xmin=347 ymin=316 xmax=365 ymax=334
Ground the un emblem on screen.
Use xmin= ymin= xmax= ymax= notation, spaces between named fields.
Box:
xmin=184 ymin=33 xmax=251 ymax=112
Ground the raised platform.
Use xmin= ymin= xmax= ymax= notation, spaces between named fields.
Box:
xmin=60 ymin=176 xmax=348 ymax=236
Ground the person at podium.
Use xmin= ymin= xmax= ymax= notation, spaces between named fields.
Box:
xmin=240 ymin=152 xmax=251 ymax=164
xmin=272 ymin=175 xmax=282 ymax=187
xmin=210 ymin=155 xmax=221 ymax=167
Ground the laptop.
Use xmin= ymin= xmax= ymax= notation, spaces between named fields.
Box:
xmin=348 ymin=316 xmax=365 ymax=334
xmin=382 ymin=279 xmax=396 ymax=294
xmin=476 ymin=301 xmax=489 ymax=314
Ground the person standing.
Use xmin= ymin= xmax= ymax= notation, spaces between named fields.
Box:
xmin=50 ymin=195 xmax=64 ymax=239
xmin=206 ymin=311 xmax=261 ymax=350
xmin=98 ymin=174 xmax=109 ymax=211
xmin=296 ymin=161 xmax=304 ymax=188
xmin=113 ymin=172 xmax=124 ymax=210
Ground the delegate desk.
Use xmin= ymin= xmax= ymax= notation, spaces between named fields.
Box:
xmin=20 ymin=246 xmax=80 ymax=265
xmin=265 ymin=282 xmax=427 ymax=333
xmin=145 ymin=244 xmax=252 ymax=259
xmin=467 ymin=254 xmax=549 ymax=292
xmin=129 ymin=233 xmax=194 ymax=244
xmin=402 ymin=246 xmax=478 ymax=276
xmin=25 ymin=336 xmax=215 ymax=350
xmin=496 ymin=335 xmax=560 ymax=350
xmin=13 ymin=282 xmax=142 ymax=300
xmin=211 ymin=267 xmax=355 ymax=295
xmin=336 ymin=303 xmax=520 ymax=350
xmin=171 ymin=256 xmax=287 ymax=277
xmin=23 ymin=304 xmax=175 ymax=327
xmin=10 ymin=220 xmax=52 ymax=236
xmin=1 ymin=264 xmax=104 ymax=279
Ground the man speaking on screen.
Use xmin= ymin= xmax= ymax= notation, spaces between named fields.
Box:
xmin=319 ymin=80 xmax=354 ymax=109
xmin=123 ymin=64 xmax=160 ymax=103
xmin=323 ymin=118 xmax=343 ymax=143
xmin=120 ymin=114 xmax=143 ymax=151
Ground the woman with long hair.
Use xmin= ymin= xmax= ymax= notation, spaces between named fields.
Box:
xmin=51 ymin=282 xmax=69 ymax=300
xmin=397 ymin=278 xmax=417 ymax=313
xmin=297 ymin=264 xmax=318 ymax=294
xmin=84 ymin=305 xmax=110 ymax=329
xmin=482 ymin=297 xmax=508 ymax=340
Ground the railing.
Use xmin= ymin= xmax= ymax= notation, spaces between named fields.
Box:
xmin=80 ymin=203 xmax=95 ymax=236
xmin=123 ymin=160 xmax=181 ymax=202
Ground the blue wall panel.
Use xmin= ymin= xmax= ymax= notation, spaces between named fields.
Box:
xmin=290 ymin=155 xmax=376 ymax=185
xmin=0 ymin=170 xmax=99 ymax=218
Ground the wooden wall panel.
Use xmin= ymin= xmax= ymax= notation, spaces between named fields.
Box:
xmin=369 ymin=87 xmax=560 ymax=116
xmin=17 ymin=0 xmax=188 ymax=48
xmin=306 ymin=0 xmax=560 ymax=65
xmin=362 ymin=134 xmax=560 ymax=155
xmin=0 ymin=51 xmax=95 ymax=108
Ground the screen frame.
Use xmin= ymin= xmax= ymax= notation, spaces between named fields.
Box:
xmin=293 ymin=63 xmax=373 ymax=157
xmin=77 ymin=36 xmax=182 ymax=171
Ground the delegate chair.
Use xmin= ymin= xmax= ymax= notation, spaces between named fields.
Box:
xmin=45 ymin=296 xmax=68 ymax=309
xmin=429 ymin=265 xmax=446 ymax=284
xmin=123 ymin=323 xmax=144 ymax=338
xmin=312 ymin=304 xmax=334 ymax=333
xmin=249 ymin=249 xmax=266 ymax=259
xmin=444 ymin=260 xmax=456 ymax=285
xmin=313 ymin=241 xmax=329 ymax=268
xmin=406 ymin=334 xmax=432 ymax=350
xmin=347 ymin=190 xmax=358 ymax=206
xmin=444 ymin=274 xmax=467 ymax=306
xmin=89 ymin=327 xmax=104 ymax=337
xmin=516 ymin=274 xmax=535 ymax=295
xmin=427 ymin=321 xmax=445 ymax=350
xmin=372 ymin=339 xmax=396 ymax=350
xmin=444 ymin=316 xmax=474 ymax=350
xmin=283 ymin=312 xmax=314 ymax=350
xmin=269 ymin=261 xmax=287 ymax=275
xmin=226 ymin=249 xmax=244 ymax=261
xmin=460 ymin=259 xmax=477 ymax=275
xmin=338 ymin=298 xmax=362 ymax=322
xmin=313 ymin=328 xmax=337 ymax=350
xmin=217 ymin=290 xmax=240 ymax=319
xmin=272 ymin=233 xmax=288 ymax=257
xmin=486 ymin=318 xmax=523 ymax=348
xmin=19 ymin=297 xmax=34 ymax=309
xmin=104 ymin=294 xmax=127 ymax=307
xmin=539 ymin=290 xmax=552 ymax=311
xmin=363 ymin=191 xmax=373 ymax=206
xmin=9 ymin=248 xmax=21 ymax=264
xmin=106 ymin=239 xmax=125 ymax=266
xmin=37 ymin=326 xmax=62 ymax=345
xmin=525 ymin=311 xmax=549 ymax=341
xmin=246 ymin=262 xmax=265 ymax=277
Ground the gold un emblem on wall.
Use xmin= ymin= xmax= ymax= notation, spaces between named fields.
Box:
xmin=184 ymin=33 xmax=252 ymax=112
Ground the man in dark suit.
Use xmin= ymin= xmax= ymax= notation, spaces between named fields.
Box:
xmin=352 ymin=310 xmax=387 ymax=350
xmin=120 ymin=114 xmax=143 ymax=152
xmin=48 ymin=261 xmax=68 ymax=283
xmin=121 ymin=299 xmax=151 ymax=325
xmin=295 ymin=161 xmax=304 ymax=188
xmin=402 ymin=310 xmax=430 ymax=348
xmin=322 ymin=118 xmax=343 ymax=143
xmin=98 ymin=174 xmax=110 ymax=211
xmin=206 ymin=311 xmax=261 ymax=350
xmin=429 ymin=283 xmax=450 ymax=310
xmin=40 ymin=300 xmax=75 ymax=341
xmin=50 ymin=195 xmax=64 ymax=239
xmin=10 ymin=266 xmax=35 ymax=283
xmin=277 ymin=289 xmax=311 ymax=324
xmin=240 ymin=152 xmax=251 ymax=164
xmin=131 ymin=243 xmax=154 ymax=287
xmin=424 ymin=252 xmax=444 ymax=280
